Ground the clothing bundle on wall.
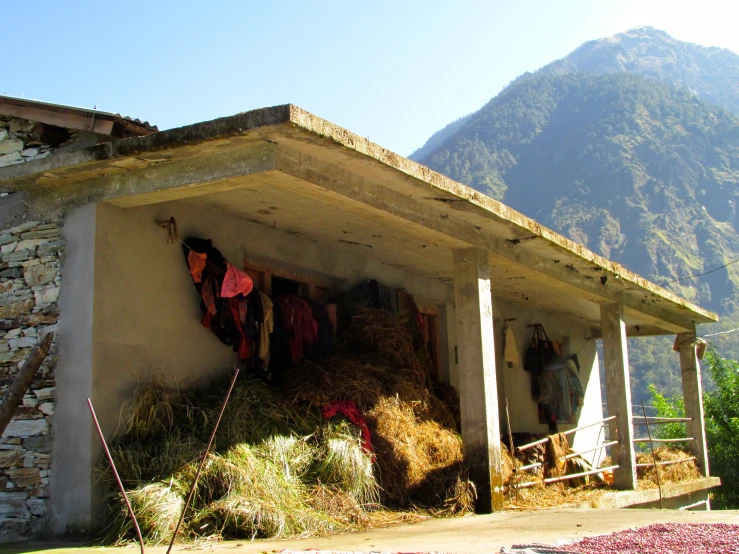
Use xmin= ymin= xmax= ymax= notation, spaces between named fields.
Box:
xmin=183 ymin=237 xmax=335 ymax=381
xmin=523 ymin=323 xmax=583 ymax=433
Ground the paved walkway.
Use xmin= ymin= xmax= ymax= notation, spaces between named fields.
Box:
xmin=7 ymin=509 xmax=739 ymax=554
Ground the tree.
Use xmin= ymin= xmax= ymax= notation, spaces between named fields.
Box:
xmin=649 ymin=348 xmax=739 ymax=508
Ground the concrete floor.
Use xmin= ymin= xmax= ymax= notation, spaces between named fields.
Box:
xmin=6 ymin=509 xmax=739 ymax=554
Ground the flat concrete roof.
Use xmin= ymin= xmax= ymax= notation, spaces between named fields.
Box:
xmin=0 ymin=104 xmax=718 ymax=334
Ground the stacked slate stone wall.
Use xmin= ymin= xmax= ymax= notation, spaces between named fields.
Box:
xmin=0 ymin=221 xmax=62 ymax=540
xmin=0 ymin=115 xmax=98 ymax=168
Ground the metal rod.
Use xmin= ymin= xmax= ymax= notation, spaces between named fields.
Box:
xmin=88 ymin=398 xmax=144 ymax=554
xmin=167 ymin=368 xmax=239 ymax=554
xmin=517 ymin=416 xmax=617 ymax=452
xmin=515 ymin=465 xmax=620 ymax=488
xmin=633 ymin=437 xmax=694 ymax=443
xmin=505 ymin=398 xmax=517 ymax=472
xmin=636 ymin=456 xmax=696 ymax=468
xmin=642 ymin=400 xmax=663 ymax=509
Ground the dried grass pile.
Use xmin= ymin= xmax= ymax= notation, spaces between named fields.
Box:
xmin=636 ymin=447 xmax=702 ymax=489
xmin=102 ymin=306 xmax=473 ymax=545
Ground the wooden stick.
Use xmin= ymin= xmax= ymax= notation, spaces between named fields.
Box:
xmin=515 ymin=465 xmax=620 ymax=488
xmin=636 ymin=456 xmax=696 ymax=468
xmin=505 ymin=398 xmax=516 ymax=470
xmin=517 ymin=416 xmax=616 ymax=452
xmin=88 ymin=398 xmax=144 ymax=554
xmin=633 ymin=437 xmax=694 ymax=443
xmin=0 ymin=333 xmax=53 ymax=437
xmin=642 ymin=400 xmax=663 ymax=509
xmin=565 ymin=440 xmax=618 ymax=460
xmin=678 ymin=499 xmax=709 ymax=511
xmin=632 ymin=416 xmax=692 ymax=422
xmin=167 ymin=368 xmax=239 ymax=554
xmin=517 ymin=441 xmax=618 ymax=472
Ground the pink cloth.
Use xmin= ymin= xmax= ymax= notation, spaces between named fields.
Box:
xmin=221 ymin=262 xmax=253 ymax=298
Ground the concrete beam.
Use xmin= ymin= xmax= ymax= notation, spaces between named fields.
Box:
xmin=589 ymin=324 xmax=672 ymax=339
xmin=275 ymin=147 xmax=698 ymax=333
xmin=678 ymin=327 xmax=710 ymax=476
xmin=452 ymin=248 xmax=503 ymax=513
xmin=600 ymin=302 xmax=637 ymax=490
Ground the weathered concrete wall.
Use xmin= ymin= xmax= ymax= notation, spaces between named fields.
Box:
xmin=48 ymin=205 xmax=96 ymax=537
xmin=0 ymin=220 xmax=62 ymax=541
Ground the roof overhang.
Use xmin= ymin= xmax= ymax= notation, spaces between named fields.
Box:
xmin=0 ymin=95 xmax=156 ymax=137
xmin=0 ymin=104 xmax=718 ymax=334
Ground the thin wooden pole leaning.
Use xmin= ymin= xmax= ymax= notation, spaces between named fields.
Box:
xmin=505 ymin=398 xmax=516 ymax=470
xmin=641 ymin=399 xmax=663 ymax=509
xmin=167 ymin=368 xmax=239 ymax=554
xmin=0 ymin=333 xmax=54 ymax=437
xmin=87 ymin=398 xmax=144 ymax=554
xmin=516 ymin=415 xmax=616 ymax=452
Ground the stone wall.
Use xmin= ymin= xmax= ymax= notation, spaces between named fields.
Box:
xmin=0 ymin=221 xmax=62 ymax=541
xmin=0 ymin=115 xmax=100 ymax=168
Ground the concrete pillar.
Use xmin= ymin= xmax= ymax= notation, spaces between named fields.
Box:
xmin=452 ymin=248 xmax=503 ymax=513
xmin=678 ymin=327 xmax=710 ymax=477
xmin=50 ymin=203 xmax=97 ymax=535
xmin=600 ymin=302 xmax=637 ymax=490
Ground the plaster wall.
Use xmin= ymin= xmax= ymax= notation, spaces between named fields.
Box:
xmin=91 ymin=200 xmax=453 ymax=441
xmin=491 ymin=297 xmax=604 ymax=463
xmin=421 ymin=288 xmax=604 ymax=460
xmin=50 ymin=205 xmax=95 ymax=536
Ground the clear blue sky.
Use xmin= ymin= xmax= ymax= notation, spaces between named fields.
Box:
xmin=4 ymin=0 xmax=738 ymax=156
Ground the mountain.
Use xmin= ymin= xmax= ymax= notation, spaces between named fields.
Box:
xmin=534 ymin=27 xmax=739 ymax=117
xmin=419 ymin=72 xmax=739 ymax=314
xmin=411 ymin=27 xmax=739 ymax=163
xmin=410 ymin=29 xmax=739 ymax=404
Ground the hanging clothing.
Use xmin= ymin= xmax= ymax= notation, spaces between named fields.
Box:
xmin=504 ymin=327 xmax=519 ymax=367
xmin=221 ymin=262 xmax=253 ymax=298
xmin=276 ymin=295 xmax=319 ymax=365
xmin=259 ymin=292 xmax=274 ymax=366
xmin=566 ymin=358 xmax=583 ymax=412
xmin=325 ymin=303 xmax=337 ymax=335
xmin=187 ymin=251 xmax=207 ymax=283
xmin=322 ymin=400 xmax=374 ymax=457
xmin=183 ymin=238 xmax=254 ymax=363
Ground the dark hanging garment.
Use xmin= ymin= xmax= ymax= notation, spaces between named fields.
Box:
xmin=311 ymin=300 xmax=335 ymax=357
xmin=182 ymin=237 xmax=253 ymax=359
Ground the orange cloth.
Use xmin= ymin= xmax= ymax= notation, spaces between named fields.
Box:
xmin=221 ymin=262 xmax=253 ymax=298
xmin=187 ymin=251 xmax=207 ymax=283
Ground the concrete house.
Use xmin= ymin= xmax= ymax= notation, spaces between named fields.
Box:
xmin=0 ymin=100 xmax=719 ymax=540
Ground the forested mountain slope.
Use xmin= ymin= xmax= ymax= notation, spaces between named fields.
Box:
xmin=419 ymin=73 xmax=739 ymax=314
xmin=533 ymin=26 xmax=739 ymax=117
xmin=414 ymin=72 xmax=739 ymax=404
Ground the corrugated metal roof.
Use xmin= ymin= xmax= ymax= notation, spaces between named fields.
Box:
xmin=0 ymin=95 xmax=157 ymax=133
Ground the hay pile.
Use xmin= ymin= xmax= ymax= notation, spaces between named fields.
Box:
xmin=636 ymin=447 xmax=702 ymax=489
xmin=102 ymin=307 xmax=474 ymax=545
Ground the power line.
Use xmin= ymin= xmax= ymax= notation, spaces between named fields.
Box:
xmin=662 ymin=258 xmax=739 ymax=286
xmin=703 ymin=327 xmax=739 ymax=338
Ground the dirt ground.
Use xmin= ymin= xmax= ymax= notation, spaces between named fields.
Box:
xmin=5 ymin=508 xmax=739 ymax=554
